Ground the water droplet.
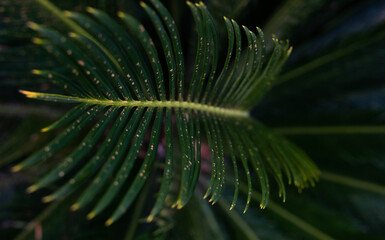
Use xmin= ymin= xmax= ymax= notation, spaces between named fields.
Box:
xmin=77 ymin=60 xmax=85 ymax=66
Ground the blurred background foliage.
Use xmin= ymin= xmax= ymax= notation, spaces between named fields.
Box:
xmin=1 ymin=0 xmax=385 ymax=239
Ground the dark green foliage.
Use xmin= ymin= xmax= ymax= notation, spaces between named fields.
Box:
xmin=1 ymin=0 xmax=385 ymax=239
xmin=9 ymin=0 xmax=319 ymax=226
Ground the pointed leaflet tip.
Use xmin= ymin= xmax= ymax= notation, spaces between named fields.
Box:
xmin=288 ymin=46 xmax=293 ymax=55
xmin=243 ymin=201 xmax=250 ymax=213
xmin=139 ymin=1 xmax=147 ymax=7
xmin=19 ymin=90 xmax=39 ymax=99
xmin=86 ymin=212 xmax=96 ymax=220
xmin=27 ymin=185 xmax=38 ymax=193
xmin=70 ymin=203 xmax=80 ymax=212
xmin=26 ymin=21 xmax=39 ymax=30
xmin=105 ymin=218 xmax=114 ymax=227
xmin=32 ymin=38 xmax=44 ymax=45
xmin=174 ymin=200 xmax=183 ymax=210
xmin=11 ymin=164 xmax=22 ymax=172
xmin=42 ymin=195 xmax=53 ymax=203
xmin=63 ymin=10 xmax=72 ymax=17
xmin=173 ymin=199 xmax=183 ymax=209
xmin=41 ymin=127 xmax=50 ymax=133
xmin=32 ymin=69 xmax=42 ymax=75
xmin=68 ymin=32 xmax=78 ymax=38
xmin=86 ymin=6 xmax=95 ymax=13
xmin=117 ymin=11 xmax=125 ymax=18
xmin=146 ymin=215 xmax=154 ymax=223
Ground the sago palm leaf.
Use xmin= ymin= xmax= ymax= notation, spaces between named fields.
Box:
xmin=12 ymin=0 xmax=319 ymax=226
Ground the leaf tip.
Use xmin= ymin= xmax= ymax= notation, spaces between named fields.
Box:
xmin=27 ymin=185 xmax=38 ymax=194
xmin=243 ymin=201 xmax=250 ymax=213
xmin=105 ymin=218 xmax=114 ymax=227
xmin=19 ymin=90 xmax=38 ymax=99
xmin=70 ymin=203 xmax=80 ymax=211
xmin=26 ymin=21 xmax=39 ymax=30
xmin=288 ymin=46 xmax=293 ymax=55
xmin=139 ymin=1 xmax=147 ymax=7
xmin=86 ymin=6 xmax=95 ymax=13
xmin=42 ymin=195 xmax=53 ymax=203
xmin=32 ymin=37 xmax=44 ymax=45
xmin=68 ymin=32 xmax=78 ymax=38
xmin=41 ymin=127 xmax=50 ymax=133
xmin=32 ymin=69 xmax=42 ymax=75
xmin=63 ymin=10 xmax=72 ymax=17
xmin=174 ymin=200 xmax=183 ymax=209
xmin=11 ymin=164 xmax=22 ymax=172
xmin=146 ymin=215 xmax=154 ymax=223
xmin=117 ymin=11 xmax=125 ymax=18
xmin=87 ymin=212 xmax=96 ymax=220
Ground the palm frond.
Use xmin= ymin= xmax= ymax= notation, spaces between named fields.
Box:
xmin=13 ymin=0 xmax=319 ymax=225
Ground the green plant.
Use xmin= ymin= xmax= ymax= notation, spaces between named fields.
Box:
xmin=14 ymin=0 xmax=320 ymax=224
xmin=1 ymin=0 xmax=385 ymax=239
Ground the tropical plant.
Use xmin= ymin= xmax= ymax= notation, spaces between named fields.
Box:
xmin=1 ymin=0 xmax=385 ymax=239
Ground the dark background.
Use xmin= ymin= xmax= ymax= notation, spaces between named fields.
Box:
xmin=1 ymin=0 xmax=385 ymax=239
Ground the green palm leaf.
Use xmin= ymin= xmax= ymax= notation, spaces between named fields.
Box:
xmin=13 ymin=0 xmax=319 ymax=226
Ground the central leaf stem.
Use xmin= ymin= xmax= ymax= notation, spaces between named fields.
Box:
xmin=20 ymin=90 xmax=250 ymax=118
